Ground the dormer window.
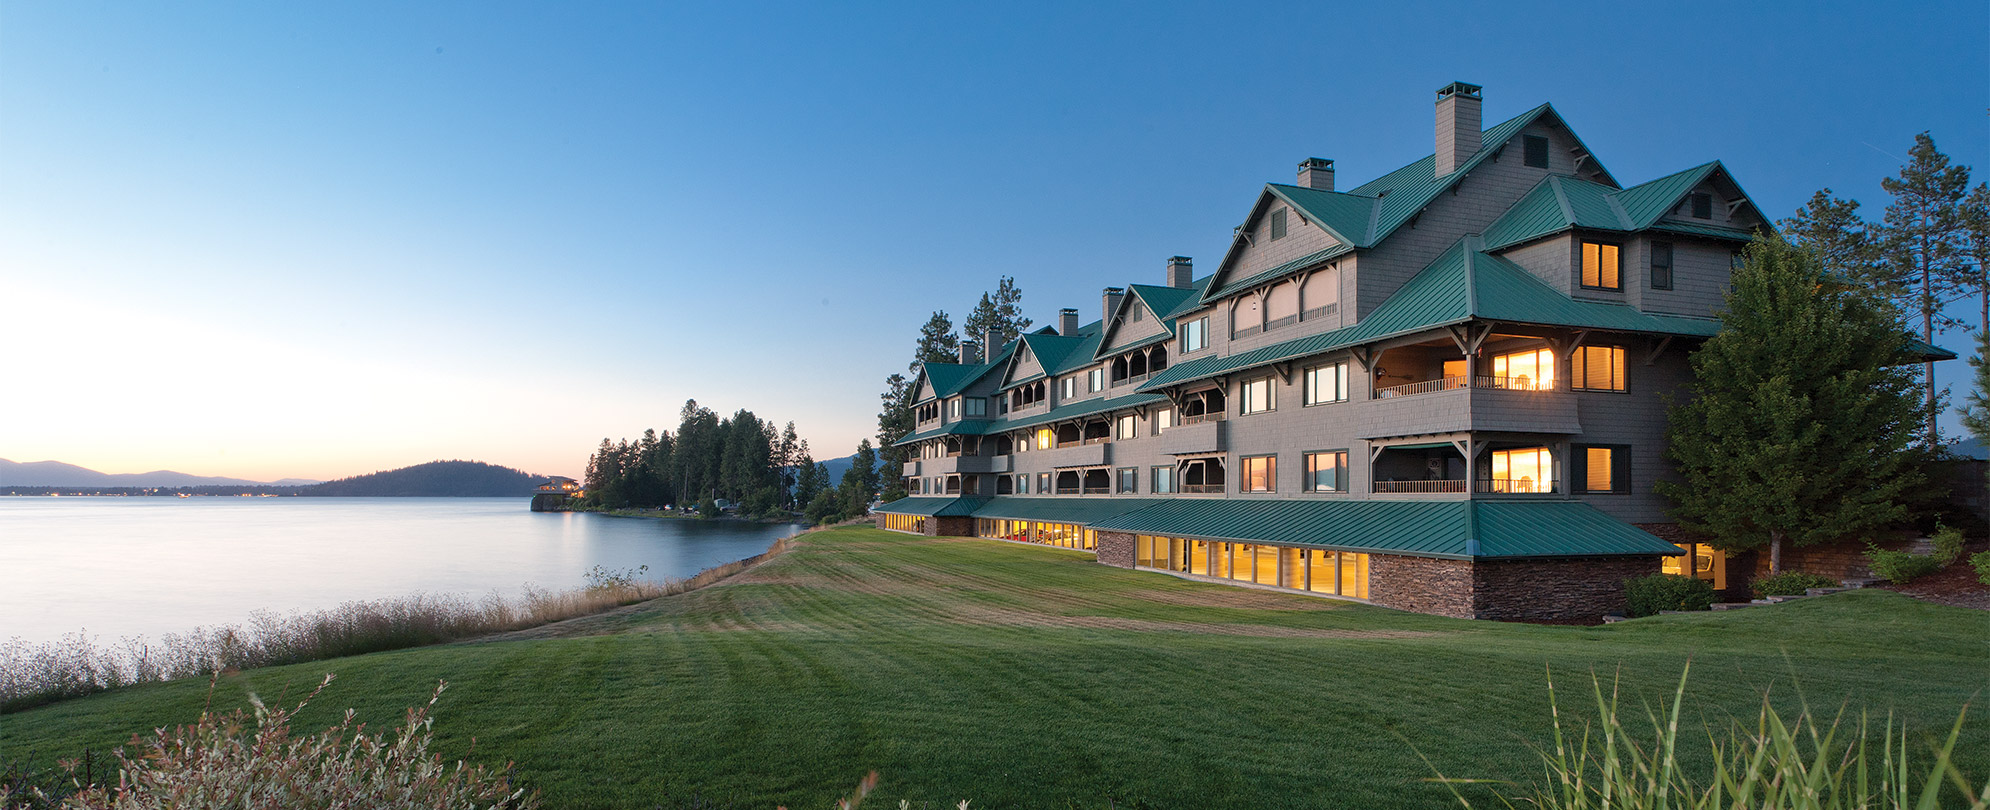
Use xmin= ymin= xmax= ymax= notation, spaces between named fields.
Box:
xmin=1523 ymin=135 xmax=1549 ymax=168
xmin=1270 ymin=208 xmax=1289 ymax=241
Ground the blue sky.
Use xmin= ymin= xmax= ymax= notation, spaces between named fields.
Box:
xmin=2 ymin=1 xmax=1985 ymax=480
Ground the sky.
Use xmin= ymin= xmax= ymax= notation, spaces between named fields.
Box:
xmin=2 ymin=1 xmax=1986 ymax=482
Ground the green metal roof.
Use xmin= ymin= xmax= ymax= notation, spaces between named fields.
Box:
xmin=1481 ymin=162 xmax=1771 ymax=251
xmin=1205 ymin=243 xmax=1354 ymax=302
xmin=1084 ymin=498 xmax=1681 ymax=560
xmin=968 ymin=496 xmax=1170 ymax=524
xmin=874 ymin=496 xmax=989 ymax=517
xmin=1138 ymin=237 xmax=1722 ymax=393
xmin=893 ymin=392 xmax=1169 ymax=447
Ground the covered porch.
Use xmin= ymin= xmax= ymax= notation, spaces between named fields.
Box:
xmin=1368 ymin=434 xmax=1570 ymax=497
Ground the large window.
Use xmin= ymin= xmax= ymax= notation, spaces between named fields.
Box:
xmin=1089 ymin=368 xmax=1105 ymax=392
xmin=1151 ymin=465 xmax=1176 ymax=493
xmin=1651 ymin=241 xmax=1674 ymax=290
xmin=1035 ymin=427 xmax=1053 ymax=450
xmin=1242 ymin=455 xmax=1276 ymax=493
xmin=1582 ymin=241 xmax=1622 ymax=290
xmin=1135 ymin=537 xmax=1369 ymax=598
xmin=1490 ymin=347 xmax=1556 ymax=390
xmin=882 ymin=513 xmax=927 ymax=534
xmin=1488 ymin=447 xmax=1554 ymax=493
xmin=1571 ymin=346 xmax=1627 ymax=391
xmin=1116 ymin=467 xmax=1137 ymax=494
xmin=1577 ymin=445 xmax=1630 ymax=494
xmin=1304 ymin=362 xmax=1349 ymax=405
xmin=1305 ymin=451 xmax=1347 ymax=493
xmin=1152 ymin=408 xmax=1173 ymax=435
xmin=1182 ymin=317 xmax=1209 ymax=353
xmin=1240 ymin=378 xmax=1275 ymax=414
xmin=1115 ymin=414 xmax=1138 ymax=440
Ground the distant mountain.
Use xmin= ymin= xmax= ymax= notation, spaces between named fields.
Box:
xmin=0 ymin=458 xmax=317 ymax=488
xmin=1951 ymin=438 xmax=1987 ymax=460
xmin=818 ymin=452 xmax=871 ymax=485
xmin=301 ymin=460 xmax=543 ymax=497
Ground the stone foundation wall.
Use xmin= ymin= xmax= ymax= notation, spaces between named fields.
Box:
xmin=1095 ymin=531 xmax=1136 ymax=568
xmin=1369 ymin=554 xmax=1474 ymax=619
xmin=1473 ymin=557 xmax=1656 ymax=621
xmin=873 ymin=514 xmax=888 ymax=531
xmin=932 ymin=516 xmax=975 ymax=537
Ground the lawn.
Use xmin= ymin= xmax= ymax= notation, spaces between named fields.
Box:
xmin=4 ymin=526 xmax=1985 ymax=809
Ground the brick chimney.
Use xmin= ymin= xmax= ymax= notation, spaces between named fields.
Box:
xmin=1166 ymin=256 xmax=1194 ymax=289
xmin=958 ymin=340 xmax=981 ymax=364
xmin=1298 ymin=158 xmax=1335 ymax=191
xmin=1057 ymin=308 xmax=1079 ymax=336
xmin=1102 ymin=287 xmax=1125 ymax=325
xmin=1435 ymin=81 xmax=1483 ymax=177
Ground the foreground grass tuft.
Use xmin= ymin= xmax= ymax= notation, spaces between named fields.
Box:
xmin=4 ymin=527 xmax=1984 ymax=809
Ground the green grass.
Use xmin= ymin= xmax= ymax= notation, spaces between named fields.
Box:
xmin=4 ymin=527 xmax=1985 ymax=809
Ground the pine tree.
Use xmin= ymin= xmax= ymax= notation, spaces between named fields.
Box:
xmin=1962 ymin=331 xmax=1990 ymax=451
xmin=990 ymin=276 xmax=1031 ymax=347
xmin=1959 ymin=182 xmax=1990 ymax=339
xmin=792 ymin=451 xmax=822 ymax=509
xmin=963 ymin=292 xmax=1001 ymax=348
xmin=1779 ymin=189 xmax=1884 ymax=288
xmin=1657 ymin=238 xmax=1927 ymax=573
xmin=839 ymin=439 xmax=880 ymax=515
xmin=914 ymin=311 xmax=960 ymax=367
xmin=1879 ymin=133 xmax=1973 ymax=447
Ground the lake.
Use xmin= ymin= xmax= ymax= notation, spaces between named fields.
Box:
xmin=0 ymin=497 xmax=804 ymax=643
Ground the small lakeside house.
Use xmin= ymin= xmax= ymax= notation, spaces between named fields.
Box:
xmin=875 ymin=83 xmax=1953 ymax=621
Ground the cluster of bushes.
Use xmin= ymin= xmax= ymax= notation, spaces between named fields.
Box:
xmin=1864 ymin=523 xmax=1968 ymax=585
xmin=1623 ymin=574 xmax=1716 ymax=617
xmin=1752 ymin=570 xmax=1838 ymax=597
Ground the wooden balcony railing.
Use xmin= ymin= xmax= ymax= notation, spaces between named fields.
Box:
xmin=1475 ymin=478 xmax=1559 ymax=494
xmin=1372 ymin=375 xmax=1561 ymax=399
xmin=1373 ymin=376 xmax=1468 ymax=399
xmin=1373 ymin=479 xmax=1469 ymax=494
xmin=1182 ymin=483 xmax=1224 ymax=494
xmin=1181 ymin=412 xmax=1227 ymax=425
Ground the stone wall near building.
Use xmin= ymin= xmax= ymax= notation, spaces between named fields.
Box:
xmin=1095 ymin=531 xmax=1136 ymax=568
xmin=1473 ymin=557 xmax=1655 ymax=621
xmin=933 ymin=516 xmax=974 ymax=537
xmin=1369 ymin=554 xmax=1474 ymax=619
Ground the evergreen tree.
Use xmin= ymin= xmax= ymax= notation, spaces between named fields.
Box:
xmin=839 ymin=439 xmax=880 ymax=515
xmin=776 ymin=422 xmax=802 ymax=503
xmin=1879 ymin=133 xmax=1973 ymax=446
xmin=584 ymin=438 xmax=616 ymax=494
xmin=792 ymin=452 xmax=822 ymax=509
xmin=671 ymin=400 xmax=721 ymax=504
xmin=990 ymin=276 xmax=1031 ymax=347
xmin=1963 ymin=331 xmax=1990 ymax=452
xmin=1657 ymin=238 xmax=1927 ymax=573
xmin=963 ymin=292 xmax=1001 ymax=348
xmin=915 ymin=311 xmax=960 ymax=366
xmin=1779 ymin=189 xmax=1883 ymax=288
xmin=1960 ymin=182 xmax=1990 ymax=339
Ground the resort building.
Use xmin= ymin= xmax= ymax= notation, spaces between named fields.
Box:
xmin=874 ymin=83 xmax=1948 ymax=620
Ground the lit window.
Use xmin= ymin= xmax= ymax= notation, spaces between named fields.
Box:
xmin=1116 ymin=467 xmax=1137 ymax=493
xmin=1152 ymin=408 xmax=1173 ymax=435
xmin=1305 ymin=451 xmax=1347 ymax=493
xmin=1035 ymin=428 xmax=1053 ymax=450
xmin=947 ymin=398 xmax=960 ymax=419
xmin=1151 ymin=466 xmax=1176 ymax=493
xmin=1490 ymin=348 xmax=1556 ymax=390
xmin=1270 ymin=208 xmax=1288 ymax=240
xmin=1303 ymin=362 xmax=1349 ymax=405
xmin=1089 ymin=368 xmax=1104 ymax=392
xmin=1578 ymin=445 xmax=1629 ymax=494
xmin=1116 ymin=414 xmax=1138 ymax=440
xmin=1651 ymin=241 xmax=1673 ymax=290
xmin=1242 ymin=455 xmax=1276 ymax=493
xmin=1182 ymin=317 xmax=1208 ymax=353
xmin=1571 ymin=346 xmax=1627 ymax=391
xmin=1488 ymin=447 xmax=1554 ymax=493
xmin=1240 ymin=378 xmax=1275 ymax=414
xmin=1582 ymin=241 xmax=1622 ymax=290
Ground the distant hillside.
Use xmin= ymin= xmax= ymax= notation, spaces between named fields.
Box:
xmin=0 ymin=458 xmax=316 ymax=488
xmin=301 ymin=460 xmax=542 ymax=497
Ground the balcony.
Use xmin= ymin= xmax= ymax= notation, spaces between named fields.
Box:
xmin=1476 ymin=478 xmax=1559 ymax=494
xmin=1182 ymin=483 xmax=1224 ymax=494
xmin=927 ymin=455 xmax=1011 ymax=475
xmin=1359 ymin=376 xmax=1580 ymax=439
xmin=902 ymin=460 xmax=921 ymax=477
xmin=1157 ymin=418 xmax=1226 ymax=456
xmin=1373 ymin=480 xmax=1468 ymax=494
xmin=1040 ymin=442 xmax=1110 ymax=468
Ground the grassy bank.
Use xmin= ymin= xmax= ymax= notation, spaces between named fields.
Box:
xmin=4 ymin=527 xmax=1984 ymax=808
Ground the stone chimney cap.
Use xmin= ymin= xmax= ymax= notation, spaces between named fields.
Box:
xmin=1298 ymin=157 xmax=1334 ymax=171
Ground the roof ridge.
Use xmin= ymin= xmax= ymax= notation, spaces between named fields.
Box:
xmin=1548 ymin=176 xmax=1577 ymax=225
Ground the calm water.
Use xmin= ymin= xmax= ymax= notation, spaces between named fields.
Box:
xmin=0 ymin=497 xmax=803 ymax=643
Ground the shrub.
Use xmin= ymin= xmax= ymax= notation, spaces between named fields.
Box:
xmin=698 ymin=497 xmax=720 ymax=519
xmin=1931 ymin=523 xmax=1966 ymax=565
xmin=1623 ymin=574 xmax=1715 ymax=617
xmin=1865 ymin=546 xmax=1944 ymax=584
xmin=1972 ymin=549 xmax=1990 ymax=585
xmin=1431 ymin=665 xmax=1988 ymax=809
xmin=1752 ymin=570 xmax=1838 ymax=597
xmin=48 ymin=675 xmax=536 ymax=810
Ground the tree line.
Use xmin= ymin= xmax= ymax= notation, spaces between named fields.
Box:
xmin=582 ymin=399 xmax=885 ymax=524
